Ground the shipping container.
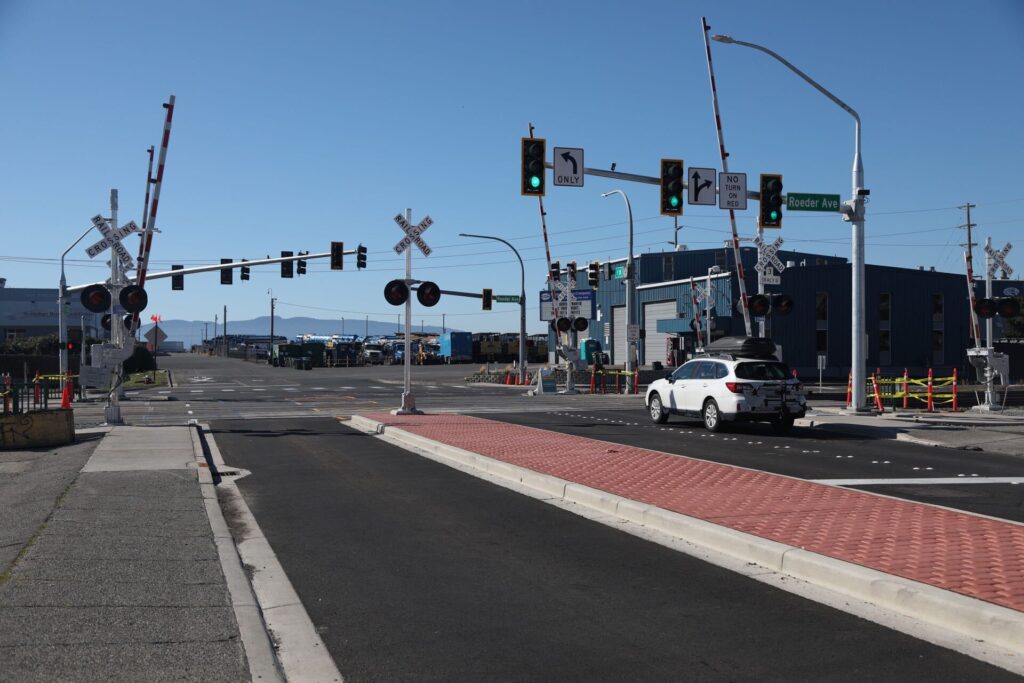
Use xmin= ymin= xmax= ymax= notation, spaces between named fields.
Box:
xmin=439 ymin=332 xmax=472 ymax=362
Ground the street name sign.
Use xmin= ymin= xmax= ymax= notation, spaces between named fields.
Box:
xmin=717 ymin=172 xmax=747 ymax=210
xmin=494 ymin=295 xmax=521 ymax=304
xmin=687 ymin=167 xmax=716 ymax=205
xmin=553 ymin=147 xmax=584 ymax=187
xmin=393 ymin=214 xmax=433 ymax=256
xmin=787 ymin=193 xmax=841 ymax=212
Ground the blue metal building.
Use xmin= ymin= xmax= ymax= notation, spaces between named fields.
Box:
xmin=543 ymin=247 xmax=1021 ymax=380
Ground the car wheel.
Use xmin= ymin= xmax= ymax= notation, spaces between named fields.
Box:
xmin=771 ymin=416 xmax=795 ymax=434
xmin=649 ymin=394 xmax=669 ymax=424
xmin=702 ymin=399 xmax=723 ymax=432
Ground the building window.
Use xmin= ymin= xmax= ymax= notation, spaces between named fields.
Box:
xmin=663 ymin=255 xmax=673 ymax=282
xmin=932 ymin=330 xmax=944 ymax=365
xmin=816 ymin=330 xmax=828 ymax=354
xmin=931 ymin=294 xmax=944 ymax=325
xmin=816 ymin=257 xmax=828 ymax=266
xmin=715 ymin=250 xmax=728 ymax=268
xmin=879 ymin=293 xmax=891 ymax=323
xmin=5 ymin=329 xmax=26 ymax=341
xmin=880 ymin=330 xmax=891 ymax=366
xmin=815 ymin=292 xmax=828 ymax=332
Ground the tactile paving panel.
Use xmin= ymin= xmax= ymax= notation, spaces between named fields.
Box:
xmin=368 ymin=413 xmax=1024 ymax=613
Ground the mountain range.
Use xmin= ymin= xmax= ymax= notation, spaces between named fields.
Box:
xmin=138 ymin=316 xmax=459 ymax=347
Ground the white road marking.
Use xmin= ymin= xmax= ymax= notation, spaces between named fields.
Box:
xmin=252 ymin=388 xmax=265 ymax=392
xmin=816 ymin=477 xmax=1024 ymax=486
xmin=191 ymin=390 xmax=204 ymax=393
xmin=284 ymin=388 xmax=297 ymax=392
xmin=222 ymin=389 xmax=235 ymax=392
xmin=158 ymin=390 xmax=170 ymax=394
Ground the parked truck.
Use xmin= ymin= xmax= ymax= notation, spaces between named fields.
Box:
xmin=439 ymin=332 xmax=472 ymax=363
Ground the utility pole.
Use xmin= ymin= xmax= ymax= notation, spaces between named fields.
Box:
xmin=223 ymin=305 xmax=227 ymax=357
xmin=268 ymin=291 xmax=276 ymax=363
xmin=959 ymin=203 xmax=981 ymax=348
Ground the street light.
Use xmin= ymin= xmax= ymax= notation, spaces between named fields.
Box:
xmin=712 ymin=32 xmax=866 ymax=411
xmin=459 ymin=232 xmax=527 ymax=384
xmin=59 ymin=224 xmax=101 ymax=387
xmin=601 ymin=190 xmax=637 ymax=372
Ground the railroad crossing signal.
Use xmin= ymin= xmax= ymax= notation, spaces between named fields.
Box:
xmin=384 ymin=279 xmax=409 ymax=306
xmin=356 ymin=244 xmax=367 ymax=269
xmin=416 ymin=281 xmax=441 ymax=307
xmin=119 ymin=285 xmax=148 ymax=314
xmin=521 ymin=137 xmax=546 ymax=196
xmin=81 ymin=285 xmax=111 ymax=313
xmin=660 ymin=159 xmax=684 ymax=216
xmin=331 ymin=241 xmax=345 ymax=270
xmin=759 ymin=174 xmax=784 ymax=228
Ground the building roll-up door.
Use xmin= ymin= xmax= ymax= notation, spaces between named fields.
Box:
xmin=643 ymin=300 xmax=677 ymax=367
xmin=612 ymin=305 xmax=626 ymax=365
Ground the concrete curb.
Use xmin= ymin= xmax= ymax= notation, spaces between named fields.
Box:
xmin=895 ymin=432 xmax=951 ymax=448
xmin=348 ymin=415 xmax=1024 ymax=657
xmin=199 ymin=425 xmax=343 ymax=683
xmin=188 ymin=426 xmax=284 ymax=683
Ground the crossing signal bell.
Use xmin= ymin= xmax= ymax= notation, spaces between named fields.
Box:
xmin=356 ymin=244 xmax=367 ymax=269
xmin=660 ymin=159 xmax=684 ymax=216
xmin=330 ymin=242 xmax=344 ymax=270
xmin=80 ymin=285 xmax=111 ymax=313
xmin=481 ymin=288 xmax=493 ymax=311
xmin=521 ymin=137 xmax=546 ymax=196
xmin=759 ymin=174 xmax=784 ymax=229
xmin=588 ymin=261 xmax=600 ymax=289
xmin=384 ymin=279 xmax=409 ymax=306
xmin=416 ymin=281 xmax=441 ymax=307
xmin=281 ymin=251 xmax=294 ymax=278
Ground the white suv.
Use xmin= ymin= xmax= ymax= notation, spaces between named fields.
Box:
xmin=646 ymin=355 xmax=806 ymax=432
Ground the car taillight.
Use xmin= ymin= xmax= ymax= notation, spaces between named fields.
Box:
xmin=725 ymin=382 xmax=749 ymax=393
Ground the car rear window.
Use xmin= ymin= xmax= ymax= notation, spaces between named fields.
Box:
xmin=735 ymin=361 xmax=791 ymax=380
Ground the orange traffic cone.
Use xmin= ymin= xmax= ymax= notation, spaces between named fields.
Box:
xmin=60 ymin=375 xmax=72 ymax=409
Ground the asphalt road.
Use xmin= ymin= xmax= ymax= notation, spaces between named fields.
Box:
xmin=211 ymin=416 xmax=1017 ymax=681
xmin=480 ymin=408 xmax=1024 ymax=523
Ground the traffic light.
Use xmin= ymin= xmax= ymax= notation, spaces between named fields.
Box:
xmin=748 ymin=294 xmax=771 ymax=316
xmin=573 ymin=317 xmax=588 ymax=332
xmin=220 ymin=259 xmax=233 ymax=285
xmin=773 ymin=294 xmax=794 ymax=315
xmin=297 ymin=251 xmax=307 ymax=275
xmin=660 ymin=159 xmax=684 ymax=216
xmin=588 ymin=261 xmax=600 ymax=289
xmin=281 ymin=251 xmax=294 ymax=278
xmin=240 ymin=259 xmax=250 ymax=281
xmin=549 ymin=261 xmax=560 ymax=283
xmin=974 ymin=298 xmax=998 ymax=319
xmin=759 ymin=174 xmax=783 ymax=228
xmin=384 ymin=279 xmax=409 ymax=306
xmin=171 ymin=265 xmax=184 ymax=291
xmin=521 ymin=137 xmax=546 ymax=196
xmin=417 ymin=281 xmax=441 ymax=307
xmin=996 ymin=297 xmax=1021 ymax=318
xmin=66 ymin=328 xmax=82 ymax=355
xmin=331 ymin=241 xmax=344 ymax=270
xmin=119 ymin=285 xmax=148 ymax=314
xmin=356 ymin=244 xmax=367 ymax=269
xmin=566 ymin=261 xmax=577 ymax=284
xmin=482 ymin=288 xmax=493 ymax=311
xmin=80 ymin=284 xmax=111 ymax=313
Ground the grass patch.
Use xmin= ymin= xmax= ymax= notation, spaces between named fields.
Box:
xmin=122 ymin=369 xmax=169 ymax=390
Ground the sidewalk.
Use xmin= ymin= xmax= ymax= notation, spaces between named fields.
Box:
xmin=0 ymin=425 xmax=261 ymax=682
xmin=802 ymin=402 xmax=1024 ymax=456
xmin=352 ymin=412 xmax=1024 ymax=660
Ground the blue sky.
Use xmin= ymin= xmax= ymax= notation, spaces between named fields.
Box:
xmin=2 ymin=0 xmax=1022 ymax=336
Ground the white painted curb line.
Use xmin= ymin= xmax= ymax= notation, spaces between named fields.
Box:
xmin=349 ymin=415 xmax=1024 ymax=657
xmin=197 ymin=425 xmax=343 ymax=683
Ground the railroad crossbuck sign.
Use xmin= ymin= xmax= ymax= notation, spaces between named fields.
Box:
xmin=85 ymin=216 xmax=140 ymax=269
xmin=393 ymin=214 xmax=433 ymax=256
xmin=985 ymin=242 xmax=1014 ymax=278
xmin=754 ymin=235 xmax=785 ymax=286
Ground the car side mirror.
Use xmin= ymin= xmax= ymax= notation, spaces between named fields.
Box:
xmin=665 ymin=373 xmax=674 ymax=382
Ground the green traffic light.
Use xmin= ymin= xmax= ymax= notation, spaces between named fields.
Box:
xmin=770 ymin=210 xmax=779 ymax=221
xmin=530 ymin=176 xmax=541 ymax=189
xmin=670 ymin=195 xmax=679 ymax=208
